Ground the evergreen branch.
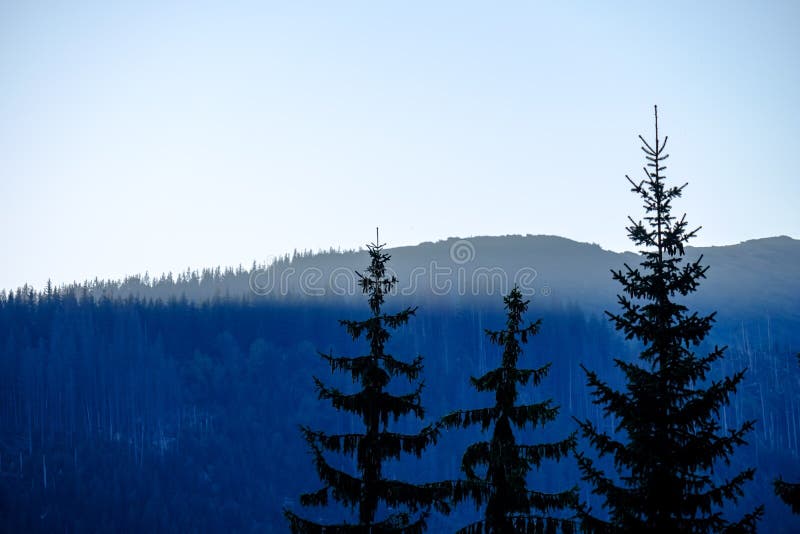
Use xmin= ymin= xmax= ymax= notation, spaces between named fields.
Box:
xmin=508 ymin=400 xmax=559 ymax=428
xmin=305 ymin=443 xmax=362 ymax=508
xmin=375 ymin=478 xmax=451 ymax=515
xmin=670 ymin=512 xmax=726 ymax=534
xmin=284 ymin=509 xmax=428 ymax=534
xmin=319 ymin=351 xmax=423 ymax=382
xmin=302 ymin=427 xmax=362 ymax=456
xmin=484 ymin=319 xmax=541 ymax=346
xmin=338 ymin=308 xmax=417 ymax=339
xmin=581 ymin=364 xmax=634 ymax=421
xmin=671 ymin=310 xmax=715 ymax=347
xmin=679 ymin=370 xmax=747 ymax=426
xmin=302 ymin=425 xmax=442 ymax=459
xmin=382 ymin=353 xmax=424 ymax=380
xmin=615 ymin=358 xmax=656 ymax=390
xmin=319 ymin=353 xmax=378 ymax=384
xmin=698 ymin=344 xmax=727 ymax=367
xmin=574 ymin=450 xmax=631 ymax=508
xmin=470 ymin=363 xmax=551 ymax=392
xmin=517 ymin=431 xmax=577 ymax=467
xmin=574 ymin=417 xmax=630 ymax=464
xmin=379 ymin=424 xmax=443 ymax=457
xmin=724 ymin=506 xmax=764 ymax=534
xmin=676 ymin=419 xmax=755 ymax=472
xmin=527 ymin=488 xmax=581 ymax=513
xmin=456 ymin=515 xmax=580 ymax=534
xmin=435 ymin=479 xmax=492 ymax=507
xmin=339 ymin=316 xmax=379 ymax=340
xmin=442 ymin=400 xmax=558 ymax=434
xmin=285 ymin=509 xmax=360 ymax=533
xmin=460 ymin=441 xmax=490 ymax=480
xmin=314 ymin=380 xmax=424 ymax=422
xmin=372 ymin=511 xmax=428 ymax=533
xmin=441 ymin=407 xmax=499 ymax=432
xmin=626 ymin=174 xmax=644 ymax=192
xmin=298 ymin=486 xmax=329 ymax=507
xmin=382 ymin=307 xmax=418 ymax=329
xmin=638 ymin=134 xmax=656 ymax=155
xmin=574 ymin=508 xmax=614 ymax=534
xmin=691 ymin=467 xmax=757 ymax=511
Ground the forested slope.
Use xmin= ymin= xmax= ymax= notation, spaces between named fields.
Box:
xmin=0 ymin=292 xmax=797 ymax=531
xmin=1 ymin=235 xmax=798 ymax=531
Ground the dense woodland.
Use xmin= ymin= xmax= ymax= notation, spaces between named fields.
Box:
xmin=2 ymin=111 xmax=799 ymax=532
xmin=0 ymin=285 xmax=796 ymax=532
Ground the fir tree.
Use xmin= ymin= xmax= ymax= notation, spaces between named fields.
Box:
xmin=575 ymin=106 xmax=763 ymax=533
xmin=442 ymin=286 xmax=579 ymax=533
xmin=285 ymin=231 xmax=447 ymax=533
xmin=774 ymin=355 xmax=800 ymax=514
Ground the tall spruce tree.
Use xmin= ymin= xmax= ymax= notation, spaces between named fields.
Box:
xmin=285 ymin=231 xmax=446 ymax=533
xmin=575 ymin=106 xmax=763 ymax=532
xmin=442 ymin=286 xmax=579 ymax=533
xmin=774 ymin=355 xmax=800 ymax=514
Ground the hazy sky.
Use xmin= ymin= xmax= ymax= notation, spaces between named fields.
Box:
xmin=1 ymin=1 xmax=798 ymax=290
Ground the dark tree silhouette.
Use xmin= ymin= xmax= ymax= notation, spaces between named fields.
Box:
xmin=284 ymin=231 xmax=446 ymax=533
xmin=775 ymin=478 xmax=800 ymax=515
xmin=575 ymin=106 xmax=763 ymax=533
xmin=442 ymin=286 xmax=579 ymax=533
xmin=774 ymin=355 xmax=800 ymax=514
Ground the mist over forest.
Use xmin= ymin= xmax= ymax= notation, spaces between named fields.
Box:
xmin=1 ymin=234 xmax=798 ymax=532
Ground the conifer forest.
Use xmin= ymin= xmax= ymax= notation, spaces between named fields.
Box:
xmin=1 ymin=108 xmax=798 ymax=532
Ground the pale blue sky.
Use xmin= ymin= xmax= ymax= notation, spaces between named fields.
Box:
xmin=1 ymin=1 xmax=798 ymax=290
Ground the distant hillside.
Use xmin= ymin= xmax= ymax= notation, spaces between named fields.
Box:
xmin=47 ymin=234 xmax=800 ymax=321
xmin=1 ymin=235 xmax=798 ymax=531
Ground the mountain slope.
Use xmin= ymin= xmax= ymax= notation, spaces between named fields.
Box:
xmin=66 ymin=234 xmax=800 ymax=321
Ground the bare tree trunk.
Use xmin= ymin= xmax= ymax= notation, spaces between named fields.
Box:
xmin=759 ymin=383 xmax=767 ymax=440
xmin=28 ymin=405 xmax=33 ymax=456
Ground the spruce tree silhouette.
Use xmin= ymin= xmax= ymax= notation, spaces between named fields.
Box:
xmin=774 ymin=354 xmax=800 ymax=514
xmin=442 ymin=286 xmax=579 ymax=533
xmin=284 ymin=230 xmax=447 ymax=533
xmin=575 ymin=106 xmax=763 ymax=533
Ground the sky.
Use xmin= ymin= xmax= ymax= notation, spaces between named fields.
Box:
xmin=1 ymin=1 xmax=798 ymax=290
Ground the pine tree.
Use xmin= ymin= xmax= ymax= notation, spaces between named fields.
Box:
xmin=284 ymin=231 xmax=447 ymax=533
xmin=774 ymin=355 xmax=800 ymax=514
xmin=575 ymin=106 xmax=763 ymax=533
xmin=442 ymin=286 xmax=579 ymax=533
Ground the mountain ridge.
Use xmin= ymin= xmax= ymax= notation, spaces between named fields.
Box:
xmin=16 ymin=234 xmax=795 ymax=327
